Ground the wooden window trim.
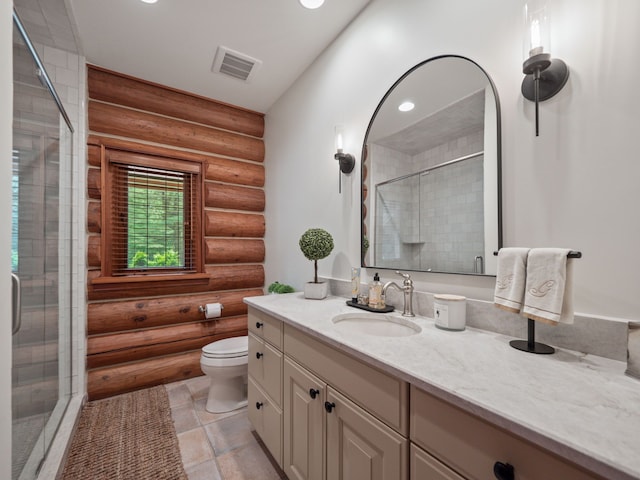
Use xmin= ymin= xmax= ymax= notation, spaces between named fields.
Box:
xmin=91 ymin=273 xmax=210 ymax=291
xmin=92 ymin=144 xmax=207 ymax=292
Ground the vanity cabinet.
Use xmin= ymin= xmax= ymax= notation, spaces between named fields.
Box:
xmin=247 ymin=304 xmax=607 ymax=480
xmin=410 ymin=385 xmax=604 ymax=480
xmin=247 ymin=308 xmax=283 ymax=467
xmin=283 ymin=331 xmax=408 ymax=480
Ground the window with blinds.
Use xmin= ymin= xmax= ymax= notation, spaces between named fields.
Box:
xmin=104 ymin=150 xmax=203 ymax=277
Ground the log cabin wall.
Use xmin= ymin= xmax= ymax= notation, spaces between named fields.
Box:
xmin=86 ymin=65 xmax=265 ymax=400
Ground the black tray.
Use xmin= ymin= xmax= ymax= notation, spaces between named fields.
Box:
xmin=346 ymin=300 xmax=394 ymax=313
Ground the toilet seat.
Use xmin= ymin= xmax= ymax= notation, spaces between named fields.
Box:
xmin=202 ymin=336 xmax=248 ymax=359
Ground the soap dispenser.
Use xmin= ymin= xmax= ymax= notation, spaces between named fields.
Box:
xmin=368 ymin=273 xmax=383 ymax=309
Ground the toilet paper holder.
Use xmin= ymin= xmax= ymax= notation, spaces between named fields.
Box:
xmin=198 ymin=304 xmax=224 ymax=316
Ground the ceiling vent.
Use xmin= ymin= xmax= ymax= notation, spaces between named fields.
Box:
xmin=211 ymin=46 xmax=262 ymax=82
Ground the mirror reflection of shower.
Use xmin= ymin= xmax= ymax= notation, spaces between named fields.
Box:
xmin=374 ymin=152 xmax=485 ymax=274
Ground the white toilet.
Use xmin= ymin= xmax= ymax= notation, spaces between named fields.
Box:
xmin=200 ymin=335 xmax=248 ymax=413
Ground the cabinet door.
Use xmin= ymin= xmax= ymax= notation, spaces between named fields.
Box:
xmin=284 ymin=357 xmax=325 ymax=480
xmin=248 ymin=376 xmax=283 ymax=468
xmin=326 ymin=387 xmax=407 ymax=480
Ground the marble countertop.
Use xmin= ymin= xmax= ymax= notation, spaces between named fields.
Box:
xmin=244 ymin=293 xmax=640 ymax=480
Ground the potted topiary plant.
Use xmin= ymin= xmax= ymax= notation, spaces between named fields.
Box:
xmin=299 ymin=228 xmax=334 ymax=299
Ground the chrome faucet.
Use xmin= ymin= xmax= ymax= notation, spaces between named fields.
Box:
xmin=382 ymin=271 xmax=415 ymax=317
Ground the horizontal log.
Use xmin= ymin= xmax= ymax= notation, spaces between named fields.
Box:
xmin=89 ymin=101 xmax=265 ymax=162
xmin=88 ymin=65 xmax=264 ymax=138
xmin=205 ymin=182 xmax=265 ymax=212
xmin=87 ymin=290 xmax=261 ymax=335
xmin=205 ymin=238 xmax=265 ymax=264
xmin=88 ymin=134 xmax=265 ymax=188
xmin=87 ymin=201 xmax=101 ymax=233
xmin=207 ymin=265 xmax=264 ymax=291
xmin=88 ymin=144 xmax=101 ymax=167
xmin=87 ymin=350 xmax=203 ymax=401
xmin=205 ymin=157 xmax=264 ymax=187
xmin=87 ymin=167 xmax=100 ymax=199
xmin=87 ymin=317 xmax=248 ymax=368
xmin=87 ymin=235 xmax=100 ymax=267
xmin=205 ymin=210 xmax=265 ymax=237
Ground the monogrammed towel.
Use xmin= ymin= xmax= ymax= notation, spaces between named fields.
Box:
xmin=494 ymin=248 xmax=530 ymax=313
xmin=522 ymin=248 xmax=574 ymax=325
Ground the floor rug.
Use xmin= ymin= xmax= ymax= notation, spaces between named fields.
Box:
xmin=61 ymin=386 xmax=187 ymax=480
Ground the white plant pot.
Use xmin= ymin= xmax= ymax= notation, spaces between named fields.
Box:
xmin=304 ymin=282 xmax=328 ymax=300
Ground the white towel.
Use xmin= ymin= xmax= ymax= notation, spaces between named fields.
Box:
xmin=494 ymin=248 xmax=530 ymax=313
xmin=522 ymin=248 xmax=574 ymax=325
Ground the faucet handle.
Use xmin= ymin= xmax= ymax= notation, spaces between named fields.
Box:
xmin=395 ymin=270 xmax=413 ymax=286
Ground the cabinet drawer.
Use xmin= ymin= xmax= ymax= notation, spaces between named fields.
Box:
xmin=410 ymin=443 xmax=465 ymax=480
xmin=285 ymin=324 xmax=408 ymax=436
xmin=248 ymin=333 xmax=282 ymax=407
xmin=410 ymin=386 xmax=603 ymax=480
xmin=248 ymin=307 xmax=283 ymax=349
xmin=248 ymin=376 xmax=283 ymax=468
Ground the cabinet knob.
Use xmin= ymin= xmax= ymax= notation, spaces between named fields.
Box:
xmin=309 ymin=388 xmax=320 ymax=399
xmin=256 ymin=401 xmax=264 ymax=410
xmin=255 ymin=321 xmax=264 ymax=328
xmin=256 ymin=352 xmax=263 ymax=359
xmin=493 ymin=462 xmax=514 ymax=480
xmin=324 ymin=401 xmax=336 ymax=413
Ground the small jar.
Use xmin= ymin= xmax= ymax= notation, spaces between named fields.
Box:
xmin=434 ymin=294 xmax=466 ymax=331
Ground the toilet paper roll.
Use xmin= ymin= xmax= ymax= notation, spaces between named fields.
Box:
xmin=204 ymin=303 xmax=223 ymax=319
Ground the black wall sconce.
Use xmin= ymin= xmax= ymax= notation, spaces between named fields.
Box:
xmin=334 ymin=125 xmax=355 ymax=193
xmin=521 ymin=1 xmax=569 ymax=136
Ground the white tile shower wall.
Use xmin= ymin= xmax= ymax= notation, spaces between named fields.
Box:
xmin=414 ymin=129 xmax=484 ymax=273
xmin=32 ymin=41 xmax=87 ymax=480
xmin=369 ymin=143 xmax=414 ymax=268
xmin=419 ymin=156 xmax=484 ymax=273
xmin=38 ymin=41 xmax=86 ymax=399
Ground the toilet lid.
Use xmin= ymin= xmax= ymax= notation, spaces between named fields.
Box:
xmin=202 ymin=336 xmax=248 ymax=357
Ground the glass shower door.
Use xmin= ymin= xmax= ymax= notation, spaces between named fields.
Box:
xmin=12 ymin=12 xmax=73 ymax=480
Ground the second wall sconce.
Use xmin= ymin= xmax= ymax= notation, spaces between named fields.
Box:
xmin=521 ymin=0 xmax=569 ymax=136
xmin=334 ymin=125 xmax=355 ymax=193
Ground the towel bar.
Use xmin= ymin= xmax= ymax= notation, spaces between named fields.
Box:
xmin=493 ymin=248 xmax=582 ymax=354
xmin=493 ymin=250 xmax=582 ymax=258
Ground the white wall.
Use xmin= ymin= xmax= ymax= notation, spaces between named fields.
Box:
xmin=0 ymin=1 xmax=13 ymax=478
xmin=264 ymin=0 xmax=640 ymax=322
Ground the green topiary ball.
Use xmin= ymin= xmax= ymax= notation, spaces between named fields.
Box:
xmin=299 ymin=228 xmax=334 ymax=261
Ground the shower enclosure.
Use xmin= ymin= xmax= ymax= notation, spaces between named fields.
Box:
xmin=11 ymin=11 xmax=73 ymax=480
xmin=374 ymin=152 xmax=485 ymax=274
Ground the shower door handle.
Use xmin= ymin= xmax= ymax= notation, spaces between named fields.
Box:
xmin=12 ymin=273 xmax=21 ymax=335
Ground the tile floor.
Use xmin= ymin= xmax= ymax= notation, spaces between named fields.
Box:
xmin=165 ymin=376 xmax=287 ymax=480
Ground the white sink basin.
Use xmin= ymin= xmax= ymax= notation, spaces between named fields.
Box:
xmin=331 ymin=312 xmax=421 ymax=337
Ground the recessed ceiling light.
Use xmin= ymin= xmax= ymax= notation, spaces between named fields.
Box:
xmin=398 ymin=101 xmax=415 ymax=112
xmin=299 ymin=0 xmax=325 ymax=9
xmin=140 ymin=0 xmax=158 ymax=4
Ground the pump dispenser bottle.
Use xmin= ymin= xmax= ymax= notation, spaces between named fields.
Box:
xmin=368 ymin=273 xmax=384 ymax=309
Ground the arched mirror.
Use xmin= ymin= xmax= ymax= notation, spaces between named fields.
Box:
xmin=361 ymin=55 xmax=502 ymax=275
